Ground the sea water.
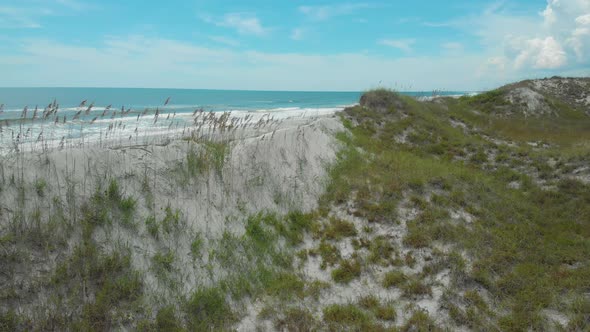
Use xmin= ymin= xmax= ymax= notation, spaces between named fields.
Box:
xmin=0 ymin=88 xmax=472 ymax=153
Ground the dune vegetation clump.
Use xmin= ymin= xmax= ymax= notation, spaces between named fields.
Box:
xmin=359 ymin=88 xmax=407 ymax=113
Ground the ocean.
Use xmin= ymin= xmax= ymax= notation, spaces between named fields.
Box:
xmin=0 ymin=88 xmax=472 ymax=153
xmin=0 ymin=87 xmax=472 ymax=117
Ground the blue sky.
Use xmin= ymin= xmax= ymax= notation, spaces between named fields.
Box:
xmin=0 ymin=0 xmax=588 ymax=91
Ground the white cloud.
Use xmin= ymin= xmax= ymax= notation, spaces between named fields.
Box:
xmin=201 ymin=13 xmax=268 ymax=36
xmin=486 ymin=56 xmax=508 ymax=71
xmin=450 ymin=0 xmax=590 ymax=73
xmin=378 ymin=39 xmax=415 ymax=53
xmin=513 ymin=36 xmax=567 ymax=69
xmin=0 ymin=6 xmax=45 ymax=28
xmin=209 ymin=36 xmax=240 ymax=47
xmin=221 ymin=13 xmax=266 ymax=35
xmin=541 ymin=2 xmax=556 ymax=25
xmin=0 ymin=35 xmax=532 ymax=91
xmin=442 ymin=42 xmax=464 ymax=53
xmin=298 ymin=3 xmax=370 ymax=21
xmin=577 ymin=14 xmax=590 ymax=25
xmin=0 ymin=1 xmax=90 ymax=29
xmin=290 ymin=28 xmax=305 ymax=41
xmin=567 ymin=13 xmax=590 ymax=59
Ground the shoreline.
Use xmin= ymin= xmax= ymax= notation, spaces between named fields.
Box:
xmin=0 ymin=107 xmax=344 ymax=156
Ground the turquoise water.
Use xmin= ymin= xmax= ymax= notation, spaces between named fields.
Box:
xmin=0 ymin=88 xmax=471 ymax=118
xmin=0 ymin=88 xmax=472 ymax=153
xmin=0 ymin=88 xmax=361 ymax=117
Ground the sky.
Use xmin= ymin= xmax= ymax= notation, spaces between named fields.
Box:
xmin=0 ymin=0 xmax=589 ymax=91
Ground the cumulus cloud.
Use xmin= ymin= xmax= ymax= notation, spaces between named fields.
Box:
xmin=475 ymin=0 xmax=590 ymax=73
xmin=513 ymin=37 xmax=566 ymax=69
xmin=539 ymin=0 xmax=590 ymax=63
xmin=567 ymin=13 xmax=590 ymax=60
xmin=378 ymin=39 xmax=415 ymax=53
xmin=201 ymin=13 xmax=268 ymax=36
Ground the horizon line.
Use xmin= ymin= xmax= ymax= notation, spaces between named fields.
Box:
xmin=0 ymin=86 xmax=480 ymax=93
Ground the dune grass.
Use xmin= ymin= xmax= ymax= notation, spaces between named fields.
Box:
xmin=321 ymin=90 xmax=590 ymax=330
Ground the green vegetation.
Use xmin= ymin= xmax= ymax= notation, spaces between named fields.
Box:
xmin=152 ymin=251 xmax=175 ymax=274
xmin=358 ymin=295 xmax=397 ymax=322
xmin=401 ymin=310 xmax=440 ymax=332
xmin=190 ymin=232 xmax=203 ymax=259
xmin=314 ymin=241 xmax=341 ymax=268
xmin=322 ymin=88 xmax=590 ymax=330
xmin=179 ymin=140 xmax=230 ymax=181
xmin=331 ymin=258 xmax=362 ymax=283
xmin=34 ymin=178 xmax=47 ymax=197
xmin=382 ymin=270 xmax=408 ymax=288
xmin=145 ymin=215 xmax=159 ymax=238
xmin=322 ymin=217 xmax=357 ymax=240
xmin=2 ymin=81 xmax=589 ymax=331
xmin=185 ymin=286 xmax=234 ymax=331
xmin=274 ymin=307 xmax=317 ymax=331
xmin=155 ymin=306 xmax=183 ymax=332
xmin=323 ymin=304 xmax=371 ymax=329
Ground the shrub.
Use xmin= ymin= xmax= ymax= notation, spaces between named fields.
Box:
xmin=359 ymin=88 xmax=406 ymax=113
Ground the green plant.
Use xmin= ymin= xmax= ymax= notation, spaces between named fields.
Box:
xmin=190 ymin=233 xmax=203 ymax=259
xmin=316 ymin=241 xmax=341 ymax=268
xmin=152 ymin=251 xmax=174 ymax=274
xmin=0 ymin=310 xmax=18 ymax=331
xmin=322 ymin=303 xmax=390 ymax=331
xmin=156 ymin=305 xmax=183 ymax=331
xmin=323 ymin=217 xmax=357 ymax=240
xmin=332 ymin=258 xmax=361 ymax=283
xmin=35 ymin=179 xmax=47 ymax=197
xmin=275 ymin=308 xmax=316 ymax=332
xmin=401 ymin=310 xmax=440 ymax=332
xmin=107 ymin=178 xmax=121 ymax=202
xmin=375 ymin=303 xmax=396 ymax=321
xmin=382 ymin=271 xmax=408 ymax=288
xmin=368 ymin=236 xmax=395 ymax=265
xmin=145 ymin=216 xmax=158 ymax=238
xmin=185 ymin=287 xmax=234 ymax=331
xmin=161 ymin=205 xmax=181 ymax=234
xmin=401 ymin=279 xmax=432 ymax=298
xmin=266 ymin=273 xmax=304 ymax=300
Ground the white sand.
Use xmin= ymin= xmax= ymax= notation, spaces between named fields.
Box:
xmin=0 ymin=110 xmax=345 ymax=321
